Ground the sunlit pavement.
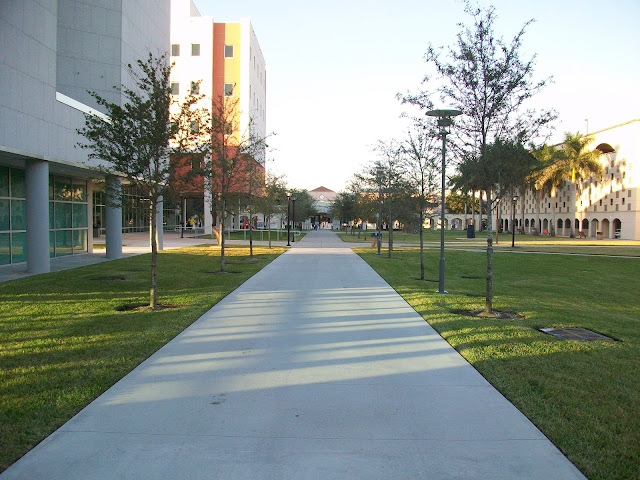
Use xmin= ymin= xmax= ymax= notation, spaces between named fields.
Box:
xmin=1 ymin=230 xmax=585 ymax=479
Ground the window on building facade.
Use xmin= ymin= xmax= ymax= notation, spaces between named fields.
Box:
xmin=225 ymin=121 xmax=233 ymax=135
xmin=191 ymin=81 xmax=199 ymax=94
xmin=192 ymin=43 xmax=200 ymax=56
xmin=224 ymin=83 xmax=234 ymax=97
xmin=224 ymin=45 xmax=234 ymax=58
xmin=171 ymin=82 xmax=179 ymax=95
xmin=171 ymin=44 xmax=180 ymax=56
xmin=190 ymin=121 xmax=199 ymax=134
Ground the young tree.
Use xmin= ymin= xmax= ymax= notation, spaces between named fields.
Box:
xmin=198 ymin=95 xmax=269 ymax=272
xmin=402 ymin=3 xmax=555 ymax=314
xmin=77 ymin=53 xmax=207 ymax=309
xmin=331 ymin=192 xmax=358 ymax=232
xmin=255 ymin=171 xmax=286 ymax=248
xmin=401 ymin=126 xmax=440 ymax=280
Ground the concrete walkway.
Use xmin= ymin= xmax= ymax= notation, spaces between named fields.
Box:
xmin=1 ymin=230 xmax=585 ymax=479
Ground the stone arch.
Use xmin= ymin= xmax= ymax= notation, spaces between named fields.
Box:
xmin=596 ymin=143 xmax=615 ymax=154
xmin=591 ymin=219 xmax=599 ymax=237
xmin=582 ymin=218 xmax=589 ymax=235
xmin=601 ymin=218 xmax=611 ymax=238
xmin=613 ymin=218 xmax=621 ymax=238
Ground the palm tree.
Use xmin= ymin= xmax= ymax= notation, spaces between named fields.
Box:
xmin=560 ymin=132 xmax=603 ymax=237
xmin=533 ymin=144 xmax=565 ymax=236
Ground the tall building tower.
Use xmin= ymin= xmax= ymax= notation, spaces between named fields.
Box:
xmin=0 ymin=0 xmax=170 ymax=272
xmin=170 ymin=0 xmax=267 ymax=233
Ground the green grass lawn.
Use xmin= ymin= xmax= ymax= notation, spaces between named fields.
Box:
xmin=0 ymin=244 xmax=285 ymax=472
xmin=354 ymin=245 xmax=640 ymax=480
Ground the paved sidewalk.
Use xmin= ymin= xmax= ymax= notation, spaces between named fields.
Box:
xmin=1 ymin=230 xmax=585 ymax=479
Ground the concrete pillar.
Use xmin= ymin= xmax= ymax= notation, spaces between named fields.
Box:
xmin=204 ymin=192 xmax=213 ymax=235
xmin=105 ymin=176 xmax=122 ymax=259
xmin=25 ymin=159 xmax=50 ymax=274
xmin=151 ymin=196 xmax=163 ymax=251
xmin=87 ymin=180 xmax=94 ymax=254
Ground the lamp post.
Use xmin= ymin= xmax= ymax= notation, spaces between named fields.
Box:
xmin=426 ymin=109 xmax=462 ymax=294
xmin=286 ymin=191 xmax=291 ymax=246
xmin=291 ymin=196 xmax=297 ymax=242
xmin=511 ymin=195 xmax=518 ymax=248
xmin=376 ymin=165 xmax=383 ymax=255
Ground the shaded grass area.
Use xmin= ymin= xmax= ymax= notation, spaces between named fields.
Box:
xmin=339 ymin=230 xmax=640 ymax=247
xmin=354 ymin=246 xmax=639 ymax=480
xmin=0 ymin=245 xmax=285 ymax=472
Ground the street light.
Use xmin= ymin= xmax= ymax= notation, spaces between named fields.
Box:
xmin=376 ymin=165 xmax=383 ymax=255
xmin=426 ymin=108 xmax=462 ymax=294
xmin=286 ymin=191 xmax=291 ymax=246
xmin=291 ymin=196 xmax=297 ymax=242
xmin=511 ymin=195 xmax=519 ymax=248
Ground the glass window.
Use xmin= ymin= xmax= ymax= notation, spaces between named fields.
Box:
xmin=55 ymin=202 xmax=72 ymax=229
xmin=10 ymin=169 xmax=25 ymax=198
xmin=0 ymin=166 xmax=8 ymax=197
xmin=191 ymin=43 xmax=200 ymax=56
xmin=11 ymin=232 xmax=26 ymax=263
xmin=49 ymin=231 xmax=55 ymax=258
xmin=73 ymin=203 xmax=88 ymax=228
xmin=11 ymin=199 xmax=26 ymax=230
xmin=224 ymin=45 xmax=234 ymax=58
xmin=190 ymin=81 xmax=199 ymax=95
xmin=0 ymin=199 xmax=9 ymax=230
xmin=73 ymin=230 xmax=87 ymax=253
xmin=49 ymin=176 xmax=54 ymax=200
xmin=171 ymin=44 xmax=180 ymax=56
xmin=55 ymin=177 xmax=72 ymax=201
xmin=224 ymin=83 xmax=233 ymax=97
xmin=49 ymin=201 xmax=54 ymax=229
xmin=73 ymin=180 xmax=87 ymax=201
xmin=171 ymin=82 xmax=179 ymax=95
xmin=55 ymin=230 xmax=72 ymax=256
xmin=0 ymin=233 xmax=9 ymax=265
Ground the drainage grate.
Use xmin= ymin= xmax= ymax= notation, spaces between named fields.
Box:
xmin=540 ymin=328 xmax=613 ymax=341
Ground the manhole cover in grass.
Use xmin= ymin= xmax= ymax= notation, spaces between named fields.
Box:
xmin=461 ymin=275 xmax=483 ymax=279
xmin=92 ymin=276 xmax=125 ymax=281
xmin=540 ymin=328 xmax=614 ymax=341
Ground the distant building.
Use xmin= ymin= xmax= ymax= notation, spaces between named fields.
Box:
xmin=498 ymin=119 xmax=640 ymax=240
xmin=0 ymin=0 xmax=170 ymax=271
xmin=308 ymin=186 xmax=337 ymax=228
xmin=169 ymin=0 xmax=266 ymax=233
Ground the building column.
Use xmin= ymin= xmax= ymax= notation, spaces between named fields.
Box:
xmin=25 ymin=159 xmax=50 ymax=274
xmin=204 ymin=192 xmax=212 ymax=235
xmin=87 ymin=180 xmax=94 ymax=254
xmin=105 ymin=176 xmax=122 ymax=259
xmin=151 ymin=196 xmax=163 ymax=251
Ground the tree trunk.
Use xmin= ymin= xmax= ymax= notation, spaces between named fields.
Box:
xmin=150 ymin=198 xmax=159 ymax=310
xmin=535 ymin=189 xmax=541 ymax=235
xmin=387 ymin=200 xmax=393 ymax=258
xmin=248 ymin=199 xmax=254 ymax=259
xmin=419 ymin=196 xmax=425 ymax=280
xmin=485 ymin=191 xmax=494 ymax=314
xmin=551 ymin=189 xmax=557 ymax=236
xmin=220 ymin=196 xmax=226 ymax=272
xmin=569 ymin=178 xmax=576 ymax=238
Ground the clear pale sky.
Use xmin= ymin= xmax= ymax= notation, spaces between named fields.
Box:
xmin=195 ymin=0 xmax=640 ymax=192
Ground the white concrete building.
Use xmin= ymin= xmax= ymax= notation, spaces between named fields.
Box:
xmin=169 ymin=0 xmax=267 ymax=234
xmin=0 ymin=0 xmax=170 ymax=271
xmin=497 ymin=119 xmax=640 ymax=240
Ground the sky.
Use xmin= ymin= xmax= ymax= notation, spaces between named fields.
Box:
xmin=195 ymin=0 xmax=640 ymax=192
